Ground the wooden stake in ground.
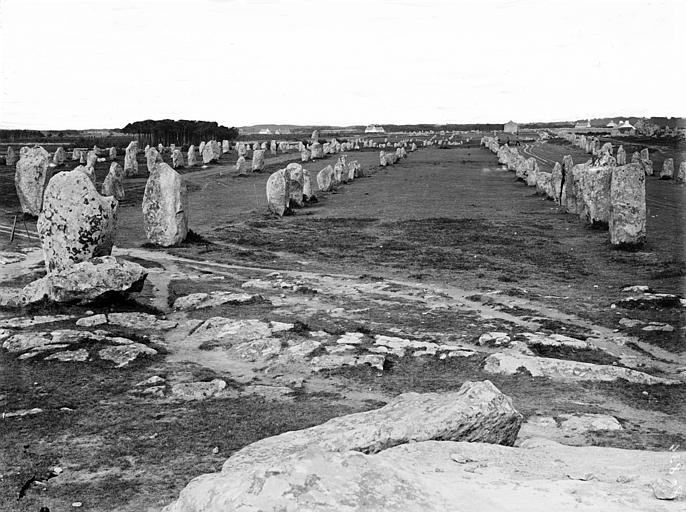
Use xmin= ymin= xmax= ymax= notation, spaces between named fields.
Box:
xmin=9 ymin=215 xmax=17 ymax=243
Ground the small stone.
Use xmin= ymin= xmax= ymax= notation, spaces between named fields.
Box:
xmin=651 ymin=478 xmax=682 ymax=500
xmin=76 ymin=314 xmax=108 ymax=327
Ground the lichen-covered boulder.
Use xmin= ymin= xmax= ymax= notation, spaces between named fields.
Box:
xmin=266 ymin=168 xmax=291 ymax=216
xmin=317 ymin=164 xmax=335 ymax=192
xmin=101 ymin=162 xmax=125 ymax=200
xmin=124 ymin=141 xmax=138 ymax=177
xmin=609 ymin=163 xmax=646 ymax=247
xmin=252 ymin=149 xmax=265 ymax=172
xmin=37 ymin=168 xmax=118 ymax=273
xmin=15 ymin=146 xmax=53 ymax=216
xmin=142 ymin=163 xmax=188 ymax=246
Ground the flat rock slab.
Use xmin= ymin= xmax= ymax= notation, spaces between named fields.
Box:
xmin=483 ymin=353 xmax=679 ymax=385
xmin=0 ymin=314 xmax=75 ymax=329
xmin=107 ymin=312 xmax=177 ymax=331
xmin=172 ymin=292 xmax=264 ymax=311
xmin=99 ymin=343 xmax=158 ymax=367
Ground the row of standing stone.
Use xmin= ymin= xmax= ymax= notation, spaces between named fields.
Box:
xmin=480 ymin=136 xmax=647 ymax=248
xmin=559 ymin=133 xmax=685 ymax=182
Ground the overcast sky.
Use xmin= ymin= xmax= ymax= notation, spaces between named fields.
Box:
xmin=0 ymin=0 xmax=682 ymax=129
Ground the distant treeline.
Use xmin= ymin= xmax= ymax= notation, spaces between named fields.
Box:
xmin=380 ymin=124 xmax=505 ymax=132
xmin=121 ymin=119 xmax=239 ymax=146
xmin=0 ymin=129 xmax=47 ymax=142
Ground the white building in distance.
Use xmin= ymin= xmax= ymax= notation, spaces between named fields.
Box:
xmin=365 ymin=124 xmax=385 ymax=133
xmin=504 ymin=121 xmax=518 ymax=134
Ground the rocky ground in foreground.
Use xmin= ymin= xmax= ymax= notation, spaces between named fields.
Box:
xmin=0 ymin=145 xmax=684 ymax=511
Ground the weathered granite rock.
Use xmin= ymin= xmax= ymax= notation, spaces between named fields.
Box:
xmin=659 ymin=158 xmax=674 ymax=179
xmin=266 ymin=168 xmax=290 ymax=216
xmin=484 ymin=352 xmax=676 ymax=385
xmin=15 ymin=146 xmax=52 ymax=215
xmin=163 ymin=381 xmax=524 ymax=511
xmin=286 ymin=163 xmax=304 ymax=207
xmin=173 ymin=292 xmax=262 ymax=310
xmin=302 ymin=169 xmax=314 ymax=201
xmin=146 ymin=147 xmax=163 ymax=173
xmin=163 ymin=438 xmax=686 ymax=512
xmin=236 ymin=143 xmax=246 ymax=157
xmin=211 ymin=140 xmax=221 ymax=160
xmin=252 ymin=149 xmax=265 ymax=172
xmin=187 ymin=145 xmax=197 ymax=167
xmin=616 ymin=145 xmax=626 ymax=165
xmin=99 ymin=343 xmax=157 ymax=367
xmin=201 ymin=142 xmax=215 ymax=164
xmin=300 ymin=148 xmax=311 ymax=162
xmin=109 ymin=146 xmax=116 ymax=161
xmin=317 ymin=164 xmax=335 ymax=192
xmin=561 ymin=161 xmax=590 ymax=214
xmin=37 ymin=169 xmax=117 ymax=273
xmin=525 ymin=158 xmax=539 ymax=187
xmin=235 ymin=156 xmax=248 ymax=173
xmin=101 ymin=162 xmax=125 ymax=200
xmin=678 ymin=161 xmax=686 ymax=184
xmin=53 ymin=146 xmax=66 ymax=166
xmin=609 ymin=164 xmax=646 ymax=247
xmin=142 ymin=163 xmax=188 ymax=246
xmin=310 ymin=141 xmax=323 ymax=159
xmin=348 ymin=160 xmax=361 ymax=180
xmin=107 ymin=311 xmax=177 ymax=330
xmin=19 ymin=256 xmax=147 ymax=305
xmin=535 ymin=171 xmax=553 ymax=199
xmin=171 ymin=379 xmax=230 ymax=401
xmin=6 ymin=146 xmax=17 ymax=166
xmin=577 ymin=166 xmax=612 ymax=225
xmin=222 ymin=140 xmax=230 ymax=154
xmin=124 ymin=141 xmax=138 ymax=176
xmin=171 ymin=149 xmax=185 ymax=169
xmin=551 ymin=162 xmax=563 ymax=203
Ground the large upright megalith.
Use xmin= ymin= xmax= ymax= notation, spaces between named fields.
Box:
xmin=124 ymin=141 xmax=139 ymax=177
xmin=53 ymin=146 xmax=66 ymax=166
xmin=187 ymin=145 xmax=198 ymax=167
xmin=172 ymin=149 xmax=185 ymax=169
xmin=609 ymin=163 xmax=646 ymax=247
xmin=235 ymin=156 xmax=248 ymax=174
xmin=102 ymin=162 xmax=125 ymax=200
xmin=142 ymin=163 xmax=188 ymax=246
xmin=286 ymin=163 xmax=304 ymax=208
xmin=551 ymin=161 xmax=564 ymax=204
xmin=616 ymin=145 xmax=626 ymax=165
xmin=659 ymin=158 xmax=674 ymax=180
xmin=37 ymin=168 xmax=118 ymax=273
xmin=577 ymin=166 xmax=612 ymax=225
xmin=201 ymin=142 xmax=215 ymax=164
xmin=15 ymin=145 xmax=52 ymax=216
xmin=6 ymin=146 xmax=17 ymax=166
xmin=561 ymin=161 xmax=589 ymax=215
xmin=317 ymin=165 xmax=335 ymax=192
xmin=310 ymin=141 xmax=324 ymax=160
xmin=266 ymin=168 xmax=291 ymax=216
xmin=109 ymin=146 xmax=117 ymax=161
xmin=146 ymin=147 xmax=163 ymax=173
xmin=252 ymin=149 xmax=265 ymax=172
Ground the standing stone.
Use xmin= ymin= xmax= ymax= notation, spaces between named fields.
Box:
xmin=525 ymin=158 xmax=538 ymax=187
xmin=211 ymin=140 xmax=221 ymax=160
xmin=6 ymin=146 xmax=17 ymax=166
xmin=158 ymin=143 xmax=164 ymax=155
xmin=578 ymin=166 xmax=613 ymax=225
xmin=317 ymin=165 xmax=335 ymax=192
xmin=535 ymin=172 xmax=553 ymax=198
xmin=79 ymin=151 xmax=87 ymax=164
xmin=631 ymin=152 xmax=641 ymax=164
xmin=310 ymin=142 xmax=324 ymax=159
xmin=146 ymin=147 xmax=163 ymax=173
xmin=300 ymin=148 xmax=311 ymax=162
xmin=609 ymin=163 xmax=646 ymax=247
xmin=71 ymin=148 xmax=81 ymax=161
xmin=187 ymin=145 xmax=198 ymax=167
xmin=198 ymin=141 xmax=206 ymax=156
xmin=551 ymin=162 xmax=564 ymax=203
xmin=270 ymin=140 xmax=277 ymax=154
xmin=15 ymin=146 xmax=52 ymax=216
xmin=379 ymin=151 xmax=388 ymax=167
xmin=37 ymin=168 xmax=117 ymax=273
xmin=616 ymin=146 xmax=626 ymax=165
xmin=286 ymin=163 xmax=304 ymax=208
xmin=266 ymin=168 xmax=290 ymax=216
xmin=237 ymin=143 xmax=247 ymax=157
xmin=172 ymin=149 xmax=185 ymax=169
xmin=202 ymin=143 xmax=215 ymax=164
xmin=677 ymin=162 xmax=686 ymax=184
xmin=311 ymin=129 xmax=319 ymax=142
xmin=109 ymin=146 xmax=117 ymax=161
xmin=659 ymin=158 xmax=674 ymax=180
xmin=562 ymin=162 xmax=590 ymax=215
xmin=252 ymin=150 xmax=265 ymax=172
xmin=53 ymin=147 xmax=66 ymax=166
xmin=142 ymin=163 xmax=188 ymax=246
xmin=86 ymin=150 xmax=98 ymax=169
xmin=222 ymin=140 xmax=230 ymax=154
xmin=640 ymin=148 xmax=649 ymax=161
xmin=260 ymin=142 xmax=267 ymax=151
xmin=235 ymin=156 xmax=248 ymax=174
xmin=101 ymin=162 xmax=125 ymax=200
xmin=124 ymin=141 xmax=138 ymax=177
xmin=302 ymin=169 xmax=314 ymax=202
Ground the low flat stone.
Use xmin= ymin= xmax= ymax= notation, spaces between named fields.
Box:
xmin=98 ymin=343 xmax=157 ymax=367
xmin=0 ymin=314 xmax=75 ymax=329
xmin=45 ymin=349 xmax=89 ymax=362
xmin=170 ymin=379 xmax=231 ymax=400
xmin=310 ymin=353 xmax=385 ymax=371
xmin=76 ymin=314 xmax=108 ymax=327
xmin=0 ymin=252 xmax=26 ymax=265
xmin=483 ymin=353 xmax=679 ymax=385
xmin=559 ymin=413 xmax=623 ymax=433
xmin=107 ymin=312 xmax=177 ymax=331
xmin=172 ymin=292 xmax=263 ymax=311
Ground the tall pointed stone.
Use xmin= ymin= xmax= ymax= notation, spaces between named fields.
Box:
xmin=142 ymin=163 xmax=188 ymax=246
